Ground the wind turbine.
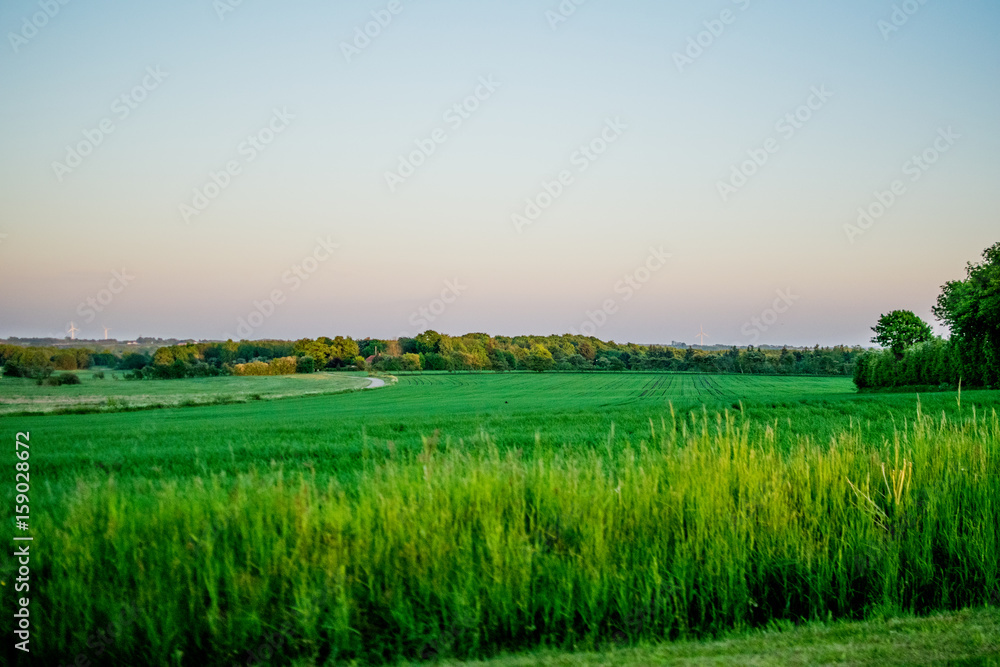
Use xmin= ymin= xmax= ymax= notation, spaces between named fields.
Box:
xmin=696 ymin=325 xmax=709 ymax=346
xmin=103 ymin=326 xmax=111 ymax=340
xmin=67 ymin=322 xmax=80 ymax=340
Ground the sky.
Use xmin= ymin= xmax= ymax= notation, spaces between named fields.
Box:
xmin=0 ymin=0 xmax=997 ymax=347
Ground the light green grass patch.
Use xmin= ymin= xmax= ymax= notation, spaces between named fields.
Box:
xmin=414 ymin=607 xmax=1000 ymax=666
xmin=0 ymin=369 xmax=371 ymax=414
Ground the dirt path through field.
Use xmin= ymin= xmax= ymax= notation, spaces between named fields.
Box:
xmin=366 ymin=377 xmax=387 ymax=389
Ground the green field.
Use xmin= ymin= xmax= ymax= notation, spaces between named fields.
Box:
xmin=0 ymin=369 xmax=374 ymax=415
xmin=14 ymin=372 xmax=998 ymax=487
xmin=2 ymin=372 xmax=999 ymax=666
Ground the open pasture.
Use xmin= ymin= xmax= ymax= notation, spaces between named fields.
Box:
xmin=10 ymin=372 xmax=1000 ymax=491
xmin=0 ymin=369 xmax=372 ymax=415
xmin=3 ymin=372 xmax=863 ymax=488
xmin=392 ymin=372 xmax=851 ymax=409
xmin=3 ymin=372 xmax=999 ymax=666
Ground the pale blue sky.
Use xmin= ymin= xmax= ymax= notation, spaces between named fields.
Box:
xmin=1 ymin=0 xmax=998 ymax=345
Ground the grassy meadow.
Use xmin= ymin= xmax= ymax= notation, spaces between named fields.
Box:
xmin=2 ymin=372 xmax=999 ymax=665
xmin=426 ymin=607 xmax=1000 ymax=666
xmin=0 ymin=369 xmax=374 ymax=415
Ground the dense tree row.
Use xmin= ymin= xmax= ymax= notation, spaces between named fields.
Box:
xmin=366 ymin=332 xmax=860 ymax=375
xmin=0 ymin=345 xmax=91 ymax=379
xmin=2 ymin=334 xmax=863 ymax=381
xmin=854 ymin=338 xmax=963 ymax=390
xmin=855 ymin=242 xmax=999 ymax=390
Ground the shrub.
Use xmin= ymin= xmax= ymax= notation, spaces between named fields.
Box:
xmin=4 ymin=359 xmax=54 ymax=380
xmin=270 ymin=357 xmax=298 ymax=375
xmin=296 ymin=356 xmax=316 ymax=374
xmin=401 ymin=353 xmax=422 ymax=371
xmin=53 ymin=351 xmax=79 ymax=370
xmin=44 ymin=372 xmax=82 ymax=386
xmin=233 ymin=361 xmax=271 ymax=377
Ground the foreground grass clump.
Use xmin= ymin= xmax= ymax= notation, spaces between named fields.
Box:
xmin=20 ymin=406 xmax=1000 ymax=665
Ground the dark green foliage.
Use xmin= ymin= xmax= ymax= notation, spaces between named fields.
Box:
xmin=855 ymin=339 xmax=963 ymax=391
xmin=1 ymin=346 xmax=55 ymax=379
xmin=933 ymin=241 xmax=1000 ymax=387
xmin=871 ymin=310 xmax=933 ymax=359
xmin=858 ymin=242 xmax=1000 ymax=390
xmin=422 ymin=352 xmax=452 ymax=371
xmin=296 ymin=355 xmax=316 ymax=374
xmin=42 ymin=372 xmax=82 ymax=386
xmin=118 ymin=352 xmax=152 ymax=370
xmin=90 ymin=352 xmax=117 ymax=366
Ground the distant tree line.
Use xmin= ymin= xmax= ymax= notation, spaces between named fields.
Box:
xmin=367 ymin=332 xmax=860 ymax=376
xmin=12 ymin=239 xmax=998 ymax=389
xmin=854 ymin=242 xmax=999 ymax=391
xmin=97 ymin=336 xmax=866 ymax=378
xmin=1 ymin=335 xmax=862 ymax=381
xmin=0 ymin=345 xmax=90 ymax=379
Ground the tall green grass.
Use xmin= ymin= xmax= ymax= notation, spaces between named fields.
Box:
xmin=15 ymin=404 xmax=1000 ymax=665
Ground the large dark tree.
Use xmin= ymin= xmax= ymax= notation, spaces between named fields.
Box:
xmin=871 ymin=310 xmax=933 ymax=359
xmin=933 ymin=241 xmax=1000 ymax=386
xmin=414 ymin=330 xmax=443 ymax=354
